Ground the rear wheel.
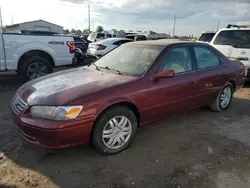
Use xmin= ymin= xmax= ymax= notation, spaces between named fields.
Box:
xmin=19 ymin=56 xmax=53 ymax=81
xmin=91 ymin=106 xmax=138 ymax=155
xmin=209 ymin=83 xmax=233 ymax=112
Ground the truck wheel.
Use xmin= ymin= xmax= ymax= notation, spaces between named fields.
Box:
xmin=20 ymin=56 xmax=53 ymax=81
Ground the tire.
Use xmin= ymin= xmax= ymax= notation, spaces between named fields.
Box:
xmin=209 ymin=83 xmax=234 ymax=112
xmin=19 ymin=56 xmax=53 ymax=81
xmin=91 ymin=106 xmax=138 ymax=155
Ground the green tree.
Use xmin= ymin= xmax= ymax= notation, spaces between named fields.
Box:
xmin=82 ymin=29 xmax=91 ymax=34
xmin=96 ymin=26 xmax=104 ymax=32
xmin=64 ymin=29 xmax=70 ymax=34
xmin=71 ymin=29 xmax=76 ymax=34
xmin=76 ymin=29 xmax=82 ymax=36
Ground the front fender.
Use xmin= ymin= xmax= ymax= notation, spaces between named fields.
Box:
xmin=96 ymin=96 xmax=137 ymax=117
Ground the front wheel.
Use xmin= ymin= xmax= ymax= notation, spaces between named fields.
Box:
xmin=91 ymin=106 xmax=138 ymax=155
xmin=209 ymin=83 xmax=233 ymax=112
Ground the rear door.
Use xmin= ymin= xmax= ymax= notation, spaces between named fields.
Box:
xmin=211 ymin=30 xmax=250 ymax=68
xmin=192 ymin=45 xmax=228 ymax=106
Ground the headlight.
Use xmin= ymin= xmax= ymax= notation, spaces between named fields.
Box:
xmin=30 ymin=106 xmax=83 ymax=120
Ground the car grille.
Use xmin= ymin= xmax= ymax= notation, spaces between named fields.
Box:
xmin=13 ymin=94 xmax=28 ymax=112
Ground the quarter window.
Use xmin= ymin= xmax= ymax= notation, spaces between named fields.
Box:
xmin=159 ymin=47 xmax=193 ymax=73
xmin=193 ymin=46 xmax=220 ymax=69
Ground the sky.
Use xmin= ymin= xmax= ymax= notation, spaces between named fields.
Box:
xmin=1 ymin=0 xmax=250 ymax=36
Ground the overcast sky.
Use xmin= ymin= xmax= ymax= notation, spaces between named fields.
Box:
xmin=1 ymin=0 xmax=250 ymax=35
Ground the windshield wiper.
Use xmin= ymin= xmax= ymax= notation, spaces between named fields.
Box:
xmin=100 ymin=66 xmax=123 ymax=75
xmin=90 ymin=62 xmax=100 ymax=71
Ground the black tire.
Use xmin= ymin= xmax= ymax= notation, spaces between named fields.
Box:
xmin=209 ymin=83 xmax=234 ymax=112
xmin=19 ymin=56 xmax=53 ymax=81
xmin=91 ymin=106 xmax=138 ymax=155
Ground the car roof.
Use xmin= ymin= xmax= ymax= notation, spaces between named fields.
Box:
xmin=125 ymin=39 xmax=198 ymax=47
xmin=97 ymin=38 xmax=133 ymax=43
xmin=219 ymin=28 xmax=250 ymax=31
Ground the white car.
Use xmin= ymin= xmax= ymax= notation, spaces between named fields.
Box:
xmin=87 ymin=38 xmax=133 ymax=57
xmin=210 ymin=24 xmax=250 ymax=79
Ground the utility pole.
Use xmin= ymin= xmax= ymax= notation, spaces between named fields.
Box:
xmin=216 ymin=20 xmax=220 ymax=32
xmin=0 ymin=6 xmax=3 ymax=29
xmin=88 ymin=3 xmax=91 ymax=32
xmin=172 ymin=15 xmax=176 ymax=37
xmin=92 ymin=20 xmax=96 ymax=31
xmin=11 ymin=14 xmax=13 ymax=25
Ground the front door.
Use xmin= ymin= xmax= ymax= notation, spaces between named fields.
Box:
xmin=149 ymin=46 xmax=199 ymax=121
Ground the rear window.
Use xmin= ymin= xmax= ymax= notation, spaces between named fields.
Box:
xmin=97 ymin=33 xmax=105 ymax=38
xmin=213 ymin=30 xmax=250 ymax=48
xmin=198 ymin=33 xmax=215 ymax=42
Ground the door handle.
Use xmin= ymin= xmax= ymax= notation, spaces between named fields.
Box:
xmin=190 ymin=81 xmax=197 ymax=84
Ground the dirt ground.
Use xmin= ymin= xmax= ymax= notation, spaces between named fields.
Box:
xmin=1 ymin=71 xmax=250 ymax=188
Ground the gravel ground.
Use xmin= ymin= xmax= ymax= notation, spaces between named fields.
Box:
xmin=0 ymin=69 xmax=250 ymax=188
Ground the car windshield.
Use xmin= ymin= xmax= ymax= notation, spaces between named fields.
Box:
xmin=198 ymin=33 xmax=215 ymax=42
xmin=92 ymin=45 xmax=163 ymax=76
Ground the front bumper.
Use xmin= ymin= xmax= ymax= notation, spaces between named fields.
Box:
xmin=10 ymin=102 xmax=94 ymax=149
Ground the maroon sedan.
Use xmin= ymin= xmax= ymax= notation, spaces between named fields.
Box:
xmin=10 ymin=40 xmax=246 ymax=155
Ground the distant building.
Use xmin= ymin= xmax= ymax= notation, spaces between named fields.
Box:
xmin=5 ymin=19 xmax=64 ymax=34
xmin=141 ymin=30 xmax=170 ymax=39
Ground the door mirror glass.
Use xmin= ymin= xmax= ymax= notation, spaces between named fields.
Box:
xmin=154 ymin=69 xmax=175 ymax=79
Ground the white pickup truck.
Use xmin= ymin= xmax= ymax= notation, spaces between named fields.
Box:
xmin=0 ymin=28 xmax=76 ymax=80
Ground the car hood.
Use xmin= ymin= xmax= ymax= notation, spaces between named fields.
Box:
xmin=17 ymin=67 xmax=137 ymax=106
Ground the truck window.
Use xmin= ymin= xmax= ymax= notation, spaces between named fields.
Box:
xmin=198 ymin=33 xmax=215 ymax=42
xmin=97 ymin=33 xmax=105 ymax=38
xmin=213 ymin=30 xmax=250 ymax=48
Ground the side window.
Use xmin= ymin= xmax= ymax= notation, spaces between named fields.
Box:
xmin=159 ymin=47 xmax=193 ymax=74
xmin=193 ymin=46 xmax=220 ymax=69
xmin=107 ymin=34 xmax=112 ymax=38
xmin=213 ymin=30 xmax=250 ymax=49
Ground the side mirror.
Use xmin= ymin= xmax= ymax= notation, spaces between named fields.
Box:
xmin=153 ymin=69 xmax=175 ymax=79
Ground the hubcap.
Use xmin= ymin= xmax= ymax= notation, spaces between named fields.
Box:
xmin=27 ymin=62 xmax=49 ymax=80
xmin=102 ymin=116 xmax=132 ymax=150
xmin=220 ymin=87 xmax=232 ymax=108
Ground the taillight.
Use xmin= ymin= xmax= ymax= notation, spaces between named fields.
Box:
xmin=67 ymin=41 xmax=75 ymax=53
xmin=96 ymin=44 xmax=106 ymax=50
